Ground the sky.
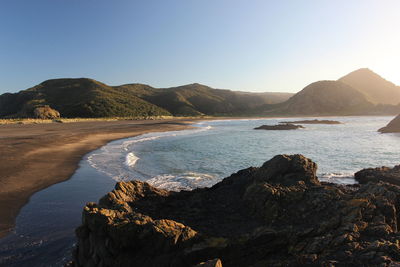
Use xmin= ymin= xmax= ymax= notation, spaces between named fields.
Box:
xmin=0 ymin=0 xmax=399 ymax=94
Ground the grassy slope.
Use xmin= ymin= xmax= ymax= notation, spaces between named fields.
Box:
xmin=0 ymin=78 xmax=171 ymax=118
xmin=116 ymin=83 xmax=293 ymax=116
xmin=3 ymin=71 xmax=399 ymax=119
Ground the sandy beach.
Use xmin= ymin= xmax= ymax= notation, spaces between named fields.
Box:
xmin=0 ymin=119 xmax=197 ymax=238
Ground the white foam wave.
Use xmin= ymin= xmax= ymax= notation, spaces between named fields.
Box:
xmin=146 ymin=172 xmax=217 ymax=191
xmin=86 ymin=124 xmax=213 ymax=185
xmin=125 ymin=152 xmax=139 ymax=167
xmin=318 ymin=172 xmax=356 ymax=185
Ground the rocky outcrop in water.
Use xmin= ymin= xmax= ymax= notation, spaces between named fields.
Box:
xmin=379 ymin=114 xmax=400 ymax=133
xmin=254 ymin=123 xmax=304 ymax=130
xmin=72 ymin=155 xmax=400 ymax=266
xmin=281 ymin=119 xmax=341 ymax=124
xmin=355 ymin=165 xmax=400 ymax=186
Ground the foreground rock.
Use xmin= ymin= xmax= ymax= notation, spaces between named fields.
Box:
xmin=281 ymin=119 xmax=341 ymax=124
xmin=355 ymin=164 xmax=400 ymax=186
xmin=72 ymin=155 xmax=400 ymax=266
xmin=379 ymin=114 xmax=400 ymax=133
xmin=254 ymin=123 xmax=304 ymax=130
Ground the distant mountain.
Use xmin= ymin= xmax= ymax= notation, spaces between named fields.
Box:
xmin=259 ymin=69 xmax=400 ymax=116
xmin=339 ymin=68 xmax=400 ymax=105
xmin=117 ymin=83 xmax=293 ymax=116
xmin=262 ymin=81 xmax=374 ymax=115
xmin=0 ymin=78 xmax=170 ymax=118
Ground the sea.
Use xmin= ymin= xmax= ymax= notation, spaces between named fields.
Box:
xmin=0 ymin=116 xmax=399 ymax=266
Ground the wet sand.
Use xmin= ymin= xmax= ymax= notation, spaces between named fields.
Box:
xmin=0 ymin=119 xmax=197 ymax=238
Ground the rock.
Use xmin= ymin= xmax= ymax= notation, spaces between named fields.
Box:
xmin=71 ymin=154 xmax=400 ymax=266
xmin=254 ymin=123 xmax=304 ymax=130
xmin=194 ymin=259 xmax=222 ymax=267
xmin=33 ymin=105 xmax=60 ymax=119
xmin=379 ymin=114 xmax=400 ymax=133
xmin=355 ymin=165 xmax=400 ymax=186
xmin=281 ymin=119 xmax=341 ymax=124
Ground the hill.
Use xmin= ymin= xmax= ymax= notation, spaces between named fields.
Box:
xmin=2 ymin=69 xmax=400 ymax=118
xmin=262 ymin=80 xmax=374 ymax=115
xmin=0 ymin=78 xmax=171 ymax=118
xmin=0 ymin=80 xmax=293 ymax=118
xmin=116 ymin=83 xmax=293 ymax=116
xmin=339 ymin=68 xmax=400 ymax=105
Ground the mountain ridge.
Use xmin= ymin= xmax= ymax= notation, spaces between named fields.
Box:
xmin=1 ymin=68 xmax=400 ymax=118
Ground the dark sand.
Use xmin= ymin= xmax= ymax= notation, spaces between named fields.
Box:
xmin=0 ymin=119 xmax=197 ymax=238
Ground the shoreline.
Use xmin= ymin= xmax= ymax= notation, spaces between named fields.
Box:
xmin=0 ymin=115 xmax=394 ymax=238
xmin=0 ymin=119 xmax=201 ymax=238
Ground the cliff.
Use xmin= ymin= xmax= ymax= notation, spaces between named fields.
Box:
xmin=72 ymin=155 xmax=400 ymax=266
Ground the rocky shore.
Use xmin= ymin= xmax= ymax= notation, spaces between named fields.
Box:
xmin=0 ymin=119 xmax=196 ymax=238
xmin=71 ymin=154 xmax=400 ymax=266
xmin=355 ymin=164 xmax=400 ymax=186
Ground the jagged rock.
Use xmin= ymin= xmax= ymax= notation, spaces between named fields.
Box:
xmin=33 ymin=105 xmax=60 ymax=119
xmin=194 ymin=259 xmax=223 ymax=267
xmin=379 ymin=114 xmax=400 ymax=133
xmin=281 ymin=119 xmax=341 ymax=124
xmin=355 ymin=165 xmax=400 ymax=186
xmin=72 ymin=155 xmax=400 ymax=266
xmin=254 ymin=123 xmax=304 ymax=130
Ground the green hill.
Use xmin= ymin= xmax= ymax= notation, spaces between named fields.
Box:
xmin=117 ymin=83 xmax=293 ymax=116
xmin=0 ymin=79 xmax=293 ymax=118
xmin=339 ymin=68 xmax=400 ymax=105
xmin=2 ymin=69 xmax=399 ymax=119
xmin=0 ymin=78 xmax=171 ymax=118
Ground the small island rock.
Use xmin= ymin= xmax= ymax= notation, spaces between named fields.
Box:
xmin=281 ymin=119 xmax=341 ymax=124
xmin=254 ymin=123 xmax=304 ymax=130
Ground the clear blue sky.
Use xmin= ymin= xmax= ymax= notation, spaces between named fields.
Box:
xmin=1 ymin=0 xmax=399 ymax=94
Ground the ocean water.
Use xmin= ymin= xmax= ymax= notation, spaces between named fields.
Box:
xmin=0 ymin=116 xmax=399 ymax=266
xmin=88 ymin=116 xmax=400 ymax=189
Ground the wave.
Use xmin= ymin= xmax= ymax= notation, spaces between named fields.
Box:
xmin=121 ymin=125 xmax=213 ymax=168
xmin=318 ymin=172 xmax=356 ymax=185
xmin=124 ymin=152 xmax=139 ymax=167
xmin=146 ymin=172 xmax=218 ymax=191
xmin=87 ymin=123 xmax=213 ymax=185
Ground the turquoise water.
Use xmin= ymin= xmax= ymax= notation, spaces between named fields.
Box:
xmin=0 ymin=116 xmax=399 ymax=266
xmin=89 ymin=116 xmax=400 ymax=189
